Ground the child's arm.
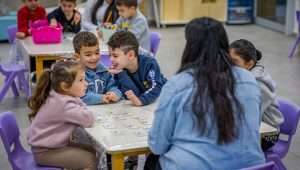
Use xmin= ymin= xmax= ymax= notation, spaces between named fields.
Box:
xmin=105 ymin=74 xmax=122 ymax=101
xmin=128 ymin=18 xmax=147 ymax=41
xmin=81 ymin=92 xmax=109 ymax=105
xmin=17 ymin=9 xmax=29 ymax=37
xmin=115 ymin=71 xmax=142 ymax=97
xmin=63 ymin=100 xmax=95 ymax=128
xmin=71 ymin=11 xmax=81 ymax=33
xmin=47 ymin=10 xmax=58 ymax=27
xmin=137 ymin=62 xmax=166 ymax=105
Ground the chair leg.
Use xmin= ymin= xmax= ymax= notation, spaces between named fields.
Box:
xmin=0 ymin=73 xmax=18 ymax=102
xmin=17 ymin=72 xmax=31 ymax=98
xmin=11 ymin=80 xmax=19 ymax=97
xmin=288 ymin=36 xmax=300 ymax=58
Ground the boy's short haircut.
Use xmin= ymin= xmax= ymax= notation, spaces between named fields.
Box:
xmin=116 ymin=0 xmax=137 ymax=8
xmin=61 ymin=0 xmax=77 ymax=4
xmin=73 ymin=31 xmax=99 ymax=53
xmin=108 ymin=31 xmax=139 ymax=56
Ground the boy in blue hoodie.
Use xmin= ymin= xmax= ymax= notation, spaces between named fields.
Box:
xmin=73 ymin=31 xmax=122 ymax=105
xmin=107 ymin=31 xmax=167 ymax=106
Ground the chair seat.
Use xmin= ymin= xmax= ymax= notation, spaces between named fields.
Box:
xmin=267 ymin=140 xmax=289 ymax=159
xmin=1 ymin=63 xmax=27 ymax=74
xmin=11 ymin=150 xmax=60 ymax=170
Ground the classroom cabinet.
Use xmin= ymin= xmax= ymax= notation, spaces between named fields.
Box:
xmin=159 ymin=0 xmax=227 ymax=25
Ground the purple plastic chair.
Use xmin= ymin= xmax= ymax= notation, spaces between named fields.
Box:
xmin=240 ymin=162 xmax=277 ymax=170
xmin=265 ymin=153 xmax=286 ymax=170
xmin=265 ymin=97 xmax=300 ymax=158
xmin=288 ymin=11 xmax=300 ymax=58
xmin=7 ymin=24 xmax=17 ymax=43
xmin=101 ymin=53 xmax=112 ymax=67
xmin=150 ymin=32 xmax=161 ymax=56
xmin=0 ymin=25 xmax=31 ymax=102
xmin=0 ymin=111 xmax=62 ymax=170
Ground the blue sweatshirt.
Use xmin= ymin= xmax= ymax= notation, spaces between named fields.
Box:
xmin=149 ymin=67 xmax=265 ymax=170
xmin=82 ymin=64 xmax=122 ymax=105
xmin=114 ymin=54 xmax=167 ymax=105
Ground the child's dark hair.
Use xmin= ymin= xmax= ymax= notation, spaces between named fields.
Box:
xmin=230 ymin=39 xmax=262 ymax=63
xmin=28 ymin=60 xmax=84 ymax=119
xmin=107 ymin=30 xmax=139 ymax=55
xmin=61 ymin=0 xmax=77 ymax=4
xmin=116 ymin=0 xmax=137 ymax=8
xmin=73 ymin=31 xmax=99 ymax=53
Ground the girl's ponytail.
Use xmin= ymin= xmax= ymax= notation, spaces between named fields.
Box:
xmin=28 ymin=69 xmax=52 ymax=119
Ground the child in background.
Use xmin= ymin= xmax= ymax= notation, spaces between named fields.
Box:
xmin=114 ymin=0 xmax=151 ymax=51
xmin=17 ymin=0 xmax=46 ymax=39
xmin=73 ymin=31 xmax=122 ymax=105
xmin=229 ymin=39 xmax=284 ymax=151
xmin=27 ymin=60 xmax=98 ymax=170
xmin=48 ymin=0 xmax=81 ymax=33
xmin=108 ymin=31 xmax=166 ymax=106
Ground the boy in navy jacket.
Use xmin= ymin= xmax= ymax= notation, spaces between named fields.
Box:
xmin=107 ymin=31 xmax=167 ymax=106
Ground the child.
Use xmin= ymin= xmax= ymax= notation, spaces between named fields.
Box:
xmin=73 ymin=31 xmax=122 ymax=105
xmin=229 ymin=39 xmax=284 ymax=151
xmin=27 ymin=60 xmax=98 ymax=170
xmin=107 ymin=31 xmax=166 ymax=106
xmin=17 ymin=0 xmax=46 ymax=39
xmin=48 ymin=0 xmax=81 ymax=33
xmin=114 ymin=0 xmax=151 ymax=51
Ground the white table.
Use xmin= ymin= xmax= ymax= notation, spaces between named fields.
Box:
xmin=86 ymin=101 xmax=278 ymax=170
xmin=18 ymin=35 xmax=108 ymax=79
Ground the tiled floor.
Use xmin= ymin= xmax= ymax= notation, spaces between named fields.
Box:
xmin=0 ymin=24 xmax=300 ymax=169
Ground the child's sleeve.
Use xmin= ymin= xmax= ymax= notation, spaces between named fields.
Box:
xmin=128 ymin=18 xmax=146 ymax=41
xmin=105 ymin=74 xmax=122 ymax=99
xmin=81 ymin=92 xmax=105 ymax=105
xmin=17 ymin=9 xmax=29 ymax=35
xmin=63 ymin=100 xmax=95 ymax=128
xmin=138 ymin=62 xmax=166 ymax=105
xmin=115 ymin=71 xmax=142 ymax=96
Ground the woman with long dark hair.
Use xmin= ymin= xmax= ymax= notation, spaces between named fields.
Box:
xmin=82 ymin=0 xmax=119 ymax=31
xmin=146 ymin=17 xmax=265 ymax=169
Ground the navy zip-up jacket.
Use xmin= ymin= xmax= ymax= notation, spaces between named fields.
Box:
xmin=114 ymin=54 xmax=167 ymax=105
xmin=47 ymin=7 xmax=81 ymax=33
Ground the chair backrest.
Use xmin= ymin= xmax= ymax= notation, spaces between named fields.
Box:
xmin=7 ymin=25 xmax=17 ymax=44
xmin=150 ymin=32 xmax=161 ymax=56
xmin=0 ymin=111 xmax=26 ymax=169
xmin=277 ymin=98 xmax=300 ymax=136
xmin=241 ymin=161 xmax=276 ymax=170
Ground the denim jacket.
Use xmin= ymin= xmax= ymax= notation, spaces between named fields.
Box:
xmin=81 ymin=64 xmax=122 ymax=105
xmin=149 ymin=67 xmax=265 ymax=170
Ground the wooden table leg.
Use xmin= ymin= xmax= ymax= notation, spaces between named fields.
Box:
xmin=35 ymin=56 xmax=44 ymax=80
xmin=111 ymin=154 xmax=124 ymax=170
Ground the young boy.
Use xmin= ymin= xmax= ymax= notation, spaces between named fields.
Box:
xmin=17 ymin=0 xmax=46 ymax=39
xmin=108 ymin=31 xmax=166 ymax=106
xmin=73 ymin=31 xmax=122 ymax=105
xmin=48 ymin=0 xmax=81 ymax=33
xmin=115 ymin=0 xmax=151 ymax=51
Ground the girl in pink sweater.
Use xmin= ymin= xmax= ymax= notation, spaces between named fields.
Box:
xmin=27 ymin=60 xmax=97 ymax=170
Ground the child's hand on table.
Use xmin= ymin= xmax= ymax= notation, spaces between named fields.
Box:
xmin=50 ymin=19 xmax=58 ymax=27
xmin=106 ymin=91 xmax=120 ymax=102
xmin=125 ymin=90 xmax=142 ymax=106
xmin=102 ymin=94 xmax=111 ymax=104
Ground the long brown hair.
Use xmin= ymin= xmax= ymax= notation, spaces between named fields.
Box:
xmin=28 ymin=60 xmax=84 ymax=119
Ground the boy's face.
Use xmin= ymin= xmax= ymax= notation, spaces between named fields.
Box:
xmin=61 ymin=0 xmax=76 ymax=16
xmin=75 ymin=45 xmax=100 ymax=70
xmin=25 ymin=0 xmax=39 ymax=10
xmin=116 ymin=5 xmax=136 ymax=18
xmin=109 ymin=47 xmax=134 ymax=70
xmin=229 ymin=48 xmax=254 ymax=70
